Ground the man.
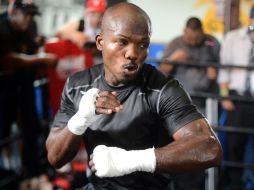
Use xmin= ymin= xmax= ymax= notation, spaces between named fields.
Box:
xmin=218 ymin=6 xmax=254 ymax=190
xmin=0 ymin=0 xmax=56 ymax=177
xmin=159 ymin=17 xmax=220 ymax=190
xmin=56 ymin=0 xmax=107 ymax=49
xmin=0 ymin=0 xmax=44 ymax=49
xmin=46 ymin=3 xmax=222 ymax=190
xmin=160 ymin=17 xmax=220 ymax=113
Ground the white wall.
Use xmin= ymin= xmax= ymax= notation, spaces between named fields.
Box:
xmin=9 ymin=0 xmax=253 ymax=44
xmin=33 ymin=0 xmax=214 ymax=42
xmin=128 ymin=0 xmax=212 ymax=44
xmin=34 ymin=0 xmax=84 ymax=37
xmin=34 ymin=0 xmax=227 ymax=43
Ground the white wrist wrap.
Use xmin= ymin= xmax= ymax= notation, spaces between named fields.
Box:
xmin=92 ymin=145 xmax=156 ymax=177
xmin=67 ymin=88 xmax=100 ymax=135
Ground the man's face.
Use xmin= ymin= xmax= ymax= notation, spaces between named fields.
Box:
xmin=183 ymin=28 xmax=204 ymax=47
xmin=96 ymin=18 xmax=150 ymax=86
xmin=10 ymin=9 xmax=33 ymax=31
xmin=85 ymin=11 xmax=103 ymax=29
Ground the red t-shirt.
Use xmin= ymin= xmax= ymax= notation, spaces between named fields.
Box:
xmin=45 ymin=39 xmax=93 ymax=116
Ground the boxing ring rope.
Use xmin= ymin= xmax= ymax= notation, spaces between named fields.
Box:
xmin=147 ymin=58 xmax=254 ymax=70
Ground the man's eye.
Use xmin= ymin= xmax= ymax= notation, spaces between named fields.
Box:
xmin=118 ymin=40 xmax=128 ymax=46
xmin=140 ymin=43 xmax=149 ymax=49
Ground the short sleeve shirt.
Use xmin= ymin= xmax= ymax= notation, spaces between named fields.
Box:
xmin=52 ymin=63 xmax=204 ymax=189
xmin=0 ymin=18 xmax=37 ymax=59
xmin=0 ymin=18 xmax=38 ymax=88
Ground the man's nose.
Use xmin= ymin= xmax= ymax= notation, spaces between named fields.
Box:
xmin=25 ymin=15 xmax=33 ymax=25
xmin=125 ymin=44 xmax=138 ymax=61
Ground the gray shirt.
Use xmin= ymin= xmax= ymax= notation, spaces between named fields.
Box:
xmin=163 ymin=34 xmax=220 ymax=94
xmin=52 ymin=63 xmax=204 ymax=190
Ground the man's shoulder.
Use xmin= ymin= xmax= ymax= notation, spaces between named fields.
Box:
xmin=68 ymin=64 xmax=103 ymax=88
xmin=143 ymin=64 xmax=176 ymax=90
xmin=225 ymin=27 xmax=247 ymax=39
xmin=204 ymin=34 xmax=220 ymax=45
xmin=168 ymin=35 xmax=184 ymax=45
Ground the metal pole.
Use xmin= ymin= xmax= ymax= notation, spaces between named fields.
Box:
xmin=205 ymin=98 xmax=219 ymax=190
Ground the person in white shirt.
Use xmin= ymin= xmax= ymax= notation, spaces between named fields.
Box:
xmin=218 ymin=6 xmax=254 ymax=190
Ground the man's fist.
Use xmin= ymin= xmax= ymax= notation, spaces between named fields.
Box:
xmin=67 ymin=88 xmax=100 ymax=135
xmin=95 ymin=91 xmax=123 ymax=114
xmin=89 ymin=145 xmax=156 ymax=178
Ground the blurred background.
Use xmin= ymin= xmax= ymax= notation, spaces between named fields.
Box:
xmin=0 ymin=0 xmax=254 ymax=190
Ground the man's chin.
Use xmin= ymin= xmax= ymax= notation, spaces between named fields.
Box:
xmin=121 ymin=73 xmax=139 ymax=84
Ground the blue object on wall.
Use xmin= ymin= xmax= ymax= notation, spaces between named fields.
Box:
xmin=146 ymin=43 xmax=166 ymax=68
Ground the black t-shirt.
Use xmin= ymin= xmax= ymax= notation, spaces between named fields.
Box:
xmin=53 ymin=63 xmax=204 ymax=190
xmin=0 ymin=18 xmax=38 ymax=89
xmin=0 ymin=18 xmax=37 ymax=57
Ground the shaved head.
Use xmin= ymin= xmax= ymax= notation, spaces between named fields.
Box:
xmin=101 ymin=3 xmax=152 ymax=37
xmin=95 ymin=3 xmax=151 ymax=86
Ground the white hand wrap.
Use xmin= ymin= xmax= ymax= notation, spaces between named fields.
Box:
xmin=67 ymin=88 xmax=100 ymax=135
xmin=92 ymin=145 xmax=156 ymax=177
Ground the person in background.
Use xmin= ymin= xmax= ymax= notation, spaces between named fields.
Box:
xmin=218 ymin=5 xmax=254 ymax=190
xmin=0 ymin=0 xmax=57 ymax=178
xmin=159 ymin=17 xmax=220 ymax=190
xmin=46 ymin=3 xmax=222 ymax=190
xmin=0 ymin=0 xmax=41 ymax=47
xmin=55 ymin=0 xmax=107 ymax=50
xmin=160 ymin=17 xmax=220 ymax=102
xmin=45 ymin=1 xmax=105 ymax=188
xmin=45 ymin=0 xmax=107 ymax=115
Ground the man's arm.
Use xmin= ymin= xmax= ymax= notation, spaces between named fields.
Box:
xmin=159 ymin=38 xmax=190 ymax=75
xmin=205 ymin=36 xmax=220 ymax=88
xmin=2 ymin=52 xmax=57 ymax=70
xmin=89 ymin=118 xmax=222 ymax=177
xmin=89 ymin=79 xmax=222 ymax=177
xmin=46 ymin=127 xmax=83 ymax=168
xmin=219 ymin=82 xmax=235 ymax=111
xmin=46 ymin=89 xmax=123 ymax=169
xmin=55 ymin=20 xmax=90 ymax=48
xmin=155 ymin=118 xmax=222 ymax=173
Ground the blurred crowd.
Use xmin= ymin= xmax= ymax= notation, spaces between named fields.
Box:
xmin=0 ymin=0 xmax=254 ymax=190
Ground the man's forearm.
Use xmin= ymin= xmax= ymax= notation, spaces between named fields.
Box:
xmin=219 ymin=82 xmax=229 ymax=97
xmin=3 ymin=52 xmax=56 ymax=69
xmin=154 ymin=133 xmax=222 ymax=173
xmin=46 ymin=127 xmax=83 ymax=169
xmin=89 ymin=119 xmax=222 ymax=177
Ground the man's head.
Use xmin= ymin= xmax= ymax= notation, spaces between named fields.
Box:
xmin=8 ymin=0 xmax=40 ymax=31
xmin=248 ymin=5 xmax=254 ymax=41
xmin=183 ymin=17 xmax=204 ymax=47
xmin=96 ymin=3 xmax=151 ymax=86
xmin=85 ymin=0 xmax=107 ymax=29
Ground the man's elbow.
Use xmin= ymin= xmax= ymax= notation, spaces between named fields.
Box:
xmin=47 ymin=151 xmax=66 ymax=169
xmin=207 ymin=135 xmax=223 ymax=167
xmin=46 ymin=138 xmax=64 ymax=169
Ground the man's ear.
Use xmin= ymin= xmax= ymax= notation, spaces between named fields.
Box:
xmin=96 ymin=34 xmax=103 ymax=51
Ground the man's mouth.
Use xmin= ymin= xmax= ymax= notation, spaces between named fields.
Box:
xmin=123 ymin=63 xmax=138 ymax=74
